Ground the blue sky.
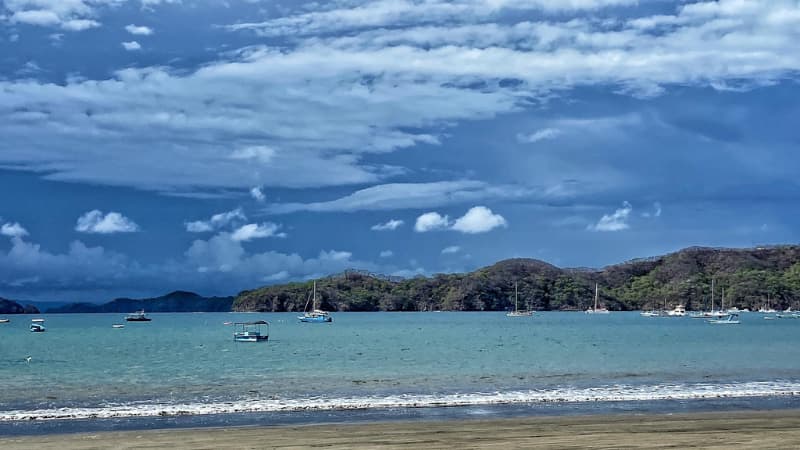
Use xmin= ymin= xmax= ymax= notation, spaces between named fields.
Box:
xmin=1 ymin=0 xmax=799 ymax=301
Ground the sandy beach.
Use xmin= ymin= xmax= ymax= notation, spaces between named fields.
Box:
xmin=3 ymin=409 xmax=800 ymax=449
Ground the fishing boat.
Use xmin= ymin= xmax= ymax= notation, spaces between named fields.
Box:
xmin=507 ymin=282 xmax=533 ymax=317
xmin=233 ymin=320 xmax=269 ymax=342
xmin=30 ymin=321 xmax=46 ymax=332
xmin=125 ymin=310 xmax=152 ymax=322
xmin=299 ymin=281 xmax=332 ymax=323
xmin=585 ymin=284 xmax=610 ymax=314
xmin=708 ymin=313 xmax=740 ymax=325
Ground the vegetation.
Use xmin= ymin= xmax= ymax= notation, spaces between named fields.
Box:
xmin=234 ymin=246 xmax=800 ymax=312
xmin=0 ymin=298 xmax=40 ymax=314
xmin=47 ymin=291 xmax=233 ymax=313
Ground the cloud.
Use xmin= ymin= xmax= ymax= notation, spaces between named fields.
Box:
xmin=230 ymin=223 xmax=285 ymax=242
xmin=379 ymin=250 xmax=393 ymax=258
xmin=414 ymin=212 xmax=451 ymax=232
xmin=250 ymin=186 xmax=265 ymax=202
xmin=642 ymin=202 xmax=662 ymax=218
xmin=125 ymin=24 xmax=153 ymax=35
xmin=75 ymin=210 xmax=140 ymax=234
xmin=517 ymin=128 xmax=562 ymax=143
xmin=371 ymin=219 xmax=404 ymax=231
xmin=270 ymin=181 xmax=532 ymax=213
xmin=451 ymin=206 xmax=507 ymax=234
xmin=588 ymin=201 xmax=632 ymax=232
xmin=1 ymin=222 xmax=29 ymax=238
xmin=185 ymin=208 xmax=247 ymax=233
xmin=441 ymin=245 xmax=460 ymax=254
xmin=121 ymin=41 xmax=142 ymax=51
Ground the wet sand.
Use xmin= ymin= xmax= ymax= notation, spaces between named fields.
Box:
xmin=3 ymin=409 xmax=800 ymax=449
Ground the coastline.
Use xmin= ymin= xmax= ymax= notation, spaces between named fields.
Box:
xmin=3 ymin=409 xmax=800 ymax=449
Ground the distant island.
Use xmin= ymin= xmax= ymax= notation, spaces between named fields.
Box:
xmin=4 ymin=246 xmax=799 ymax=314
xmin=0 ymin=298 xmax=40 ymax=315
xmin=46 ymin=291 xmax=233 ymax=314
xmin=234 ymin=245 xmax=800 ymax=312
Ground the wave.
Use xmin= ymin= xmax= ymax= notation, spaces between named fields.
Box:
xmin=2 ymin=381 xmax=799 ymax=421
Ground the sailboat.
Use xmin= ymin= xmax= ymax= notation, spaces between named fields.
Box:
xmin=758 ymin=294 xmax=777 ymax=313
xmin=585 ymin=283 xmax=610 ymax=314
xmin=640 ymin=299 xmax=660 ymax=317
xmin=507 ymin=282 xmax=533 ymax=317
xmin=298 ymin=281 xmax=332 ymax=323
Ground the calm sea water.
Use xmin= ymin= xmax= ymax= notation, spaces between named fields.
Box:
xmin=1 ymin=312 xmax=800 ymax=430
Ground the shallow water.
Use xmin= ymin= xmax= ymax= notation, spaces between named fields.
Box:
xmin=1 ymin=312 xmax=799 ymax=423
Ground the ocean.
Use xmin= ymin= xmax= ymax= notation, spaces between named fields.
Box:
xmin=1 ymin=311 xmax=799 ymax=435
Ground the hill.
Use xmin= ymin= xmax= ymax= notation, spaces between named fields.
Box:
xmin=233 ymin=246 xmax=800 ymax=312
xmin=0 ymin=297 xmax=40 ymax=314
xmin=47 ymin=291 xmax=234 ymax=313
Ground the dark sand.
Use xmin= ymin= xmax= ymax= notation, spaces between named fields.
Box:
xmin=3 ymin=409 xmax=800 ymax=449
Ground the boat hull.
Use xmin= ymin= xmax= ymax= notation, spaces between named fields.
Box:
xmin=125 ymin=318 xmax=152 ymax=322
xmin=299 ymin=315 xmax=332 ymax=323
xmin=234 ymin=334 xmax=269 ymax=342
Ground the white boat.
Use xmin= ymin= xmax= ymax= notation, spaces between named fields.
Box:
xmin=31 ymin=318 xmax=45 ymax=323
xmin=0 ymin=318 xmax=9 ymax=323
xmin=640 ymin=299 xmax=660 ymax=317
xmin=112 ymin=324 xmax=125 ymax=328
xmin=233 ymin=320 xmax=270 ymax=342
xmin=690 ymin=279 xmax=725 ymax=318
xmin=507 ymin=282 xmax=533 ymax=317
xmin=758 ymin=294 xmax=777 ymax=313
xmin=708 ymin=313 xmax=740 ymax=325
xmin=585 ymin=284 xmax=610 ymax=314
xmin=299 ymin=281 xmax=332 ymax=323
xmin=666 ymin=304 xmax=686 ymax=317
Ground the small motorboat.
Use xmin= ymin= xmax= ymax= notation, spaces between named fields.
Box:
xmin=31 ymin=318 xmax=45 ymax=323
xmin=0 ymin=318 xmax=9 ymax=323
xmin=112 ymin=324 xmax=125 ymax=328
xmin=125 ymin=310 xmax=152 ymax=322
xmin=233 ymin=321 xmax=269 ymax=342
xmin=223 ymin=321 xmax=233 ymax=325
xmin=30 ymin=322 xmax=46 ymax=332
xmin=708 ymin=313 xmax=740 ymax=325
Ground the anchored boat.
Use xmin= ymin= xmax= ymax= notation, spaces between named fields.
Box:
xmin=125 ymin=310 xmax=152 ymax=322
xmin=233 ymin=320 xmax=270 ymax=342
xmin=299 ymin=281 xmax=332 ymax=323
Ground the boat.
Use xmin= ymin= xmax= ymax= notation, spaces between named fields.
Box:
xmin=125 ymin=310 xmax=152 ymax=322
xmin=30 ymin=322 xmax=46 ymax=332
xmin=640 ymin=299 xmax=660 ymax=317
xmin=585 ymin=284 xmax=610 ymax=314
xmin=299 ymin=281 xmax=332 ymax=323
xmin=708 ymin=313 xmax=740 ymax=324
xmin=776 ymin=312 xmax=800 ymax=319
xmin=0 ymin=318 xmax=9 ymax=323
xmin=690 ymin=279 xmax=725 ymax=318
xmin=666 ymin=304 xmax=686 ymax=317
xmin=112 ymin=324 xmax=125 ymax=328
xmin=31 ymin=318 xmax=45 ymax=323
xmin=758 ymin=294 xmax=777 ymax=313
xmin=507 ymin=282 xmax=533 ymax=317
xmin=233 ymin=320 xmax=269 ymax=342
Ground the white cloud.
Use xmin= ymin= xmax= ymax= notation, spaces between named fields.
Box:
xmin=1 ymin=222 xmax=29 ymax=238
xmin=451 ymin=206 xmax=507 ymax=234
xmin=642 ymin=201 xmax=662 ymax=218
xmin=414 ymin=212 xmax=451 ymax=232
xmin=185 ymin=208 xmax=246 ymax=233
xmin=441 ymin=245 xmax=460 ymax=254
xmin=230 ymin=223 xmax=285 ymax=242
xmin=75 ymin=210 xmax=140 ymax=234
xmin=125 ymin=24 xmax=153 ymax=35
xmin=516 ymin=128 xmax=562 ymax=143
xmin=250 ymin=186 xmax=265 ymax=202
xmin=121 ymin=41 xmax=141 ymax=51
xmin=270 ymin=181 xmax=533 ymax=213
xmin=1 ymin=0 xmax=800 ymax=196
xmin=371 ymin=219 xmax=404 ymax=231
xmin=588 ymin=201 xmax=632 ymax=232
xmin=379 ymin=250 xmax=393 ymax=258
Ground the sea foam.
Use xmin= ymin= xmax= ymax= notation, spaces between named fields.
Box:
xmin=2 ymin=381 xmax=799 ymax=421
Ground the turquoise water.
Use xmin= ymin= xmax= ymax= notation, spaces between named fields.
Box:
xmin=1 ymin=312 xmax=800 ymax=421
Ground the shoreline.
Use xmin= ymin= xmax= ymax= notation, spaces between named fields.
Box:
xmin=3 ymin=409 xmax=800 ymax=449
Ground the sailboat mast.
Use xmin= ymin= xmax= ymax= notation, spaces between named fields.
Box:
xmin=313 ymin=281 xmax=317 ymax=310
xmin=594 ymin=283 xmax=599 ymax=311
xmin=515 ymin=282 xmax=519 ymax=311
xmin=711 ymin=278 xmax=715 ymax=312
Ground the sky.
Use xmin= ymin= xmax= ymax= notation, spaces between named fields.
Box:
xmin=1 ymin=0 xmax=799 ymax=302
